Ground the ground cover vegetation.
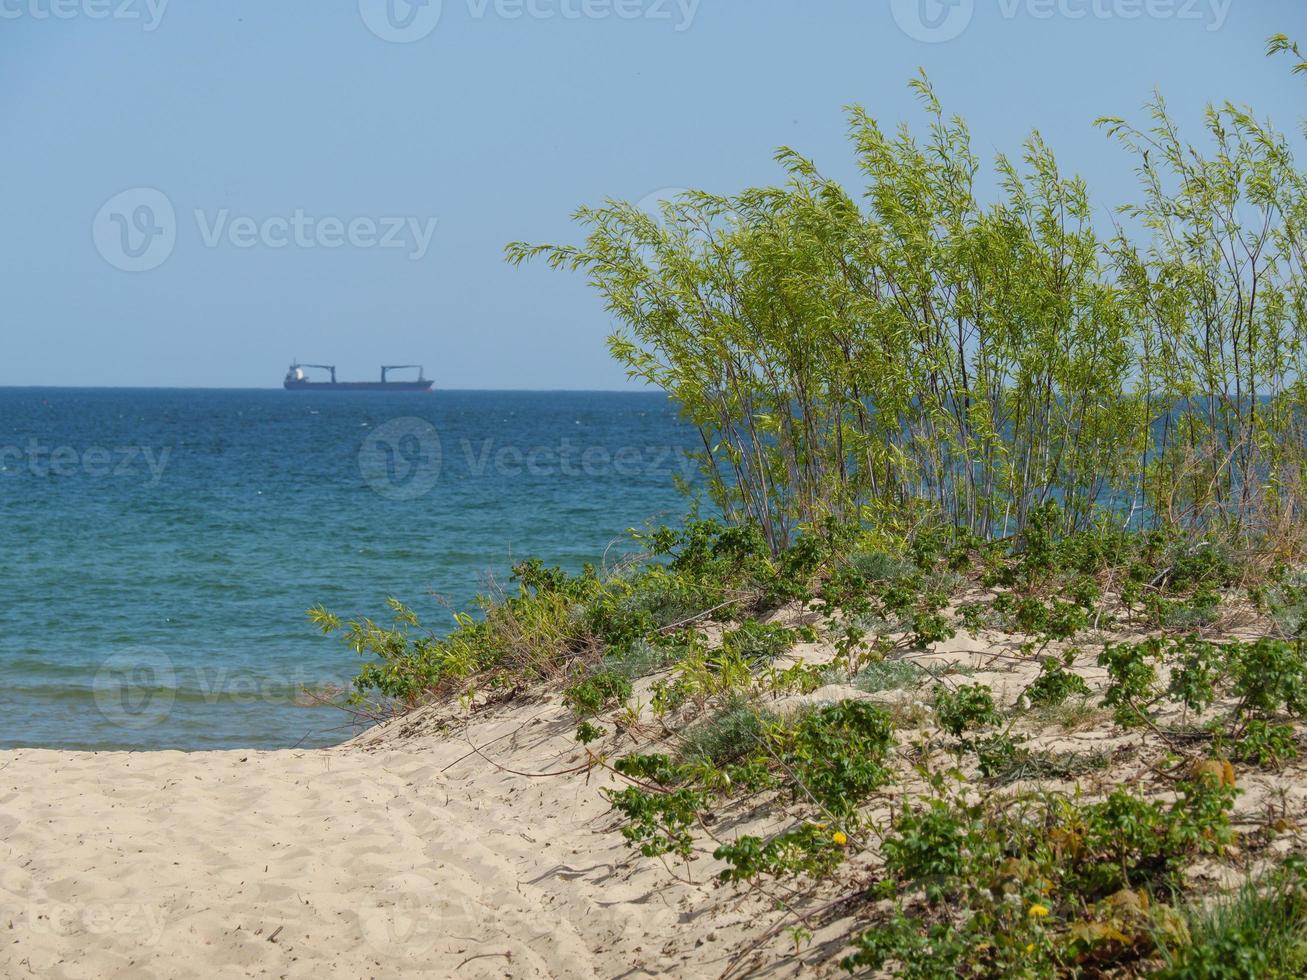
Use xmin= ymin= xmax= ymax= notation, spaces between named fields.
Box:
xmin=313 ymin=36 xmax=1307 ymax=978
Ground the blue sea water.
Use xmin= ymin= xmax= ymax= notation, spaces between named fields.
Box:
xmin=0 ymin=389 xmax=699 ymax=751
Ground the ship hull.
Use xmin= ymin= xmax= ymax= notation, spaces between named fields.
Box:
xmin=283 ymin=380 xmax=434 ymax=392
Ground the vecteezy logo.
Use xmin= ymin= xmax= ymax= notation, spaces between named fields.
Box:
xmin=890 ymin=0 xmax=974 ymax=43
xmin=92 ymin=649 xmax=177 ymax=729
xmin=358 ymin=872 xmax=475 ymax=955
xmin=358 ymin=0 xmax=442 ymax=42
xmin=92 ymin=188 xmax=176 ymax=272
xmin=358 ymin=418 xmax=442 ymax=500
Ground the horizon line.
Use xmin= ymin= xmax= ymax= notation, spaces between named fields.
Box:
xmin=0 ymin=384 xmax=657 ymax=394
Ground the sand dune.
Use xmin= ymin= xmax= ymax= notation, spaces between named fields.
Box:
xmin=8 ymin=622 xmax=1301 ymax=978
xmin=0 ymin=702 xmax=759 ymax=979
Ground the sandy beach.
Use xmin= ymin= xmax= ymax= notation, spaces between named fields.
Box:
xmin=0 ymin=699 xmax=759 ymax=980
xmin=7 ymin=619 xmax=1307 ymax=979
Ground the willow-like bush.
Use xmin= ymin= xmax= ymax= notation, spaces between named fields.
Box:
xmin=508 ymin=66 xmax=1307 ymax=553
xmin=1102 ymin=91 xmax=1307 ymax=537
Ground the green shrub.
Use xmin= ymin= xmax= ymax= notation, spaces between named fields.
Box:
xmin=1099 ymin=636 xmax=1164 ymax=727
xmin=934 ymin=684 xmax=999 ymax=738
xmin=882 ymin=796 xmax=996 ymax=891
xmin=1168 ymin=636 xmax=1222 ymax=715
xmin=1153 ymin=861 xmax=1307 ymax=979
xmin=720 ymin=620 xmax=796 ymax=666
xmin=1231 ymin=638 xmax=1307 ymax=718
xmin=1026 ymin=656 xmax=1091 ymax=707
xmin=780 ymin=700 xmax=896 ymax=815
xmin=909 ymin=611 xmax=956 ymax=648
xmin=860 ymin=778 xmax=1238 ymax=975
xmin=841 ymin=912 xmax=979 ymax=978
xmin=678 ymin=702 xmax=774 ymax=766
xmin=563 ymin=669 xmax=632 ymax=718
xmin=604 ymin=785 xmax=703 ymax=859
xmin=852 ymin=658 xmax=928 ymax=694
xmin=714 ymin=823 xmax=847 ymax=882
xmin=586 ymin=569 xmax=711 ymax=647
xmin=1260 ymin=571 xmax=1307 ymax=638
xmin=1157 ymin=588 xmax=1223 ymax=629
xmin=603 ymin=636 xmax=687 ymax=679
xmin=1233 ymin=720 xmax=1299 ymax=768
xmin=846 ymin=550 xmax=916 ymax=583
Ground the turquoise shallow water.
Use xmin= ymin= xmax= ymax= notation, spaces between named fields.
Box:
xmin=0 ymin=388 xmax=698 ymax=750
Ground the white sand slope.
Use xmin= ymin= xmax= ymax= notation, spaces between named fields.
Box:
xmin=0 ymin=704 xmax=761 ymax=980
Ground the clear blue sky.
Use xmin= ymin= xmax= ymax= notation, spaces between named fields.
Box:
xmin=2 ymin=0 xmax=1303 ymax=388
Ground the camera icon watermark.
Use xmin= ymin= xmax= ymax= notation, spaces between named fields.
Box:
xmin=635 ymin=186 xmax=691 ymax=229
xmin=92 ymin=187 xmax=176 ymax=272
xmin=358 ymin=872 xmax=476 ymax=955
xmin=891 ymin=0 xmax=974 ymax=43
xmin=359 ymin=0 xmax=444 ymax=42
xmin=92 ymin=649 xmax=177 ymax=730
xmin=359 ymin=418 xmax=443 ymax=500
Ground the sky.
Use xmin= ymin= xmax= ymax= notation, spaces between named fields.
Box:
xmin=2 ymin=0 xmax=1304 ymax=389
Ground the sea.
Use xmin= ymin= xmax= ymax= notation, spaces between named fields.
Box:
xmin=0 ymin=389 xmax=700 ymax=751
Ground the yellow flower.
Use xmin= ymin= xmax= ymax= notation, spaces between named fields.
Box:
xmin=1028 ymin=903 xmax=1051 ymax=918
xmin=832 ymin=831 xmax=848 ymax=847
xmin=1025 ymin=943 xmax=1036 ymax=954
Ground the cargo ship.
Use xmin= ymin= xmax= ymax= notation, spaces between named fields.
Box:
xmin=283 ymin=363 xmax=433 ymax=392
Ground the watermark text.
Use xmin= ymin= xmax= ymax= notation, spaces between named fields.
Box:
xmin=0 ymin=441 xmax=171 ymax=485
